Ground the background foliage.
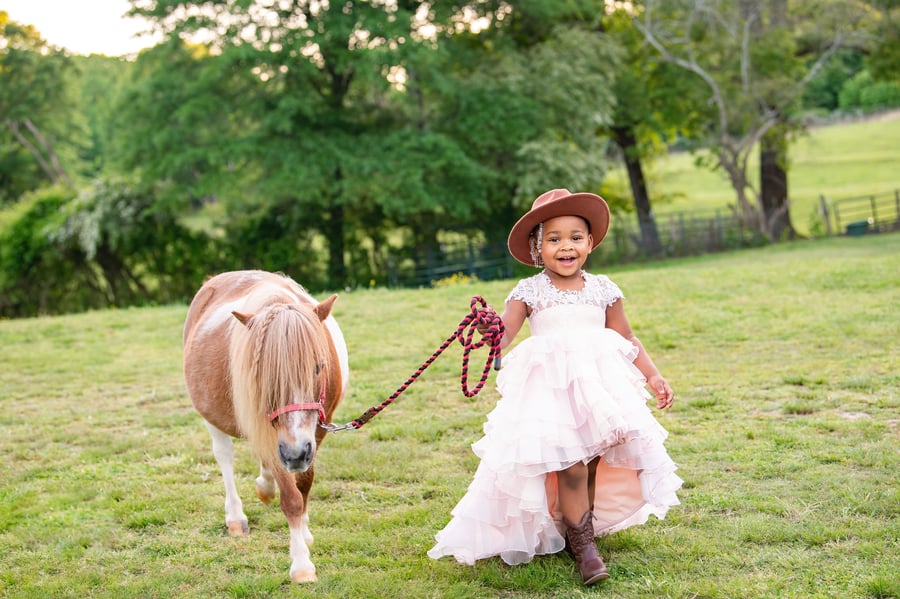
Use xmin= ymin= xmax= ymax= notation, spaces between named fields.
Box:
xmin=1 ymin=1 xmax=899 ymax=317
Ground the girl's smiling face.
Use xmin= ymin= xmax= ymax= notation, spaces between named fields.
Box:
xmin=538 ymin=215 xmax=593 ymax=285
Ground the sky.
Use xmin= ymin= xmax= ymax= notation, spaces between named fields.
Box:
xmin=2 ymin=0 xmax=160 ymax=56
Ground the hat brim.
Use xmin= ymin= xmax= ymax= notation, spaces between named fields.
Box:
xmin=507 ymin=193 xmax=610 ymax=266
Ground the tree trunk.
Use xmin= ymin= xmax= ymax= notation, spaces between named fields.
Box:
xmin=760 ymin=127 xmax=794 ymax=240
xmin=6 ymin=119 xmax=70 ymax=185
xmin=94 ymin=245 xmax=140 ymax=306
xmin=610 ymin=125 xmax=663 ymax=256
xmin=758 ymin=0 xmax=795 ymax=241
xmin=326 ymin=201 xmax=346 ymax=288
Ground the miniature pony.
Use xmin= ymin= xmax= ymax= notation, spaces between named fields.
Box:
xmin=182 ymin=270 xmax=348 ymax=582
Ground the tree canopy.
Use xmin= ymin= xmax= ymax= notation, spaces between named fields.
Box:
xmin=1 ymin=12 xmax=76 ymax=199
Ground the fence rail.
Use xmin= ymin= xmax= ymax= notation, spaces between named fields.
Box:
xmin=391 ymin=190 xmax=899 ymax=287
xmin=819 ymin=190 xmax=900 ymax=236
xmin=386 ymin=238 xmax=515 ymax=287
xmin=594 ymin=209 xmax=767 ymax=264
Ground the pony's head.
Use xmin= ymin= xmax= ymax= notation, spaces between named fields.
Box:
xmin=229 ymin=294 xmax=337 ymax=472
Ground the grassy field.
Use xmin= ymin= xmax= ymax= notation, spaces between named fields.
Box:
xmin=609 ymin=111 xmax=900 ymax=236
xmin=1 ymin=233 xmax=898 ymax=598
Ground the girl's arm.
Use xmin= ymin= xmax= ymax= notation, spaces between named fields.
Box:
xmin=498 ymin=299 xmax=528 ymax=350
xmin=476 ymin=298 xmax=527 ymax=350
xmin=605 ymin=299 xmax=674 ymax=409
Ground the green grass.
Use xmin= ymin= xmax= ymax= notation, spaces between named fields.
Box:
xmin=2 ymin=234 xmax=899 ymax=598
xmin=611 ymin=111 xmax=900 ymax=236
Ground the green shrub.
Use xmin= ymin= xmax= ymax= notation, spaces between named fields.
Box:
xmin=839 ymin=70 xmax=900 ymax=112
xmin=860 ymin=80 xmax=900 ymax=110
xmin=0 ymin=178 xmax=214 ymax=317
xmin=0 ymin=186 xmax=99 ymax=317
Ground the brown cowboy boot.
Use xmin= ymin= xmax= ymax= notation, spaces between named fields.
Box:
xmin=563 ymin=510 xmax=609 ymax=585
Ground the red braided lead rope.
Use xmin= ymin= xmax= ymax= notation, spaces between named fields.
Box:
xmin=322 ymin=296 xmax=504 ymax=433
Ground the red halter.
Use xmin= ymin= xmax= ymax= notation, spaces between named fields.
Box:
xmin=267 ymin=375 xmax=327 ymax=425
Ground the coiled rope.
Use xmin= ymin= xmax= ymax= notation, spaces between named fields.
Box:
xmin=322 ymin=296 xmax=504 ymax=432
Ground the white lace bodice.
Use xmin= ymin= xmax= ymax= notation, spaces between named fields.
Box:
xmin=506 ymin=271 xmax=624 ymax=316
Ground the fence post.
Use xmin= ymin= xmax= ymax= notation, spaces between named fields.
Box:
xmin=896 ymin=190 xmax=900 ymax=230
xmin=715 ymin=210 xmax=723 ymax=248
xmin=819 ymin=195 xmax=832 ymax=236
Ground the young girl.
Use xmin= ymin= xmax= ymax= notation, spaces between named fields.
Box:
xmin=427 ymin=189 xmax=682 ymax=585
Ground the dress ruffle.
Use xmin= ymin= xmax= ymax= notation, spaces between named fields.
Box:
xmin=428 ymin=303 xmax=682 ymax=566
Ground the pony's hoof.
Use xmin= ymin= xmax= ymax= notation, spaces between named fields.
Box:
xmin=290 ymin=569 xmax=317 ymax=583
xmin=226 ymin=520 xmax=249 ymax=536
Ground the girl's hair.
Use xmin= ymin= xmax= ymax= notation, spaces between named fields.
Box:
xmin=528 ymin=223 xmax=544 ymax=267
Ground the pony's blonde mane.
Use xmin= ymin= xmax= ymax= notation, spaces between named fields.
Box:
xmin=229 ymin=293 xmax=330 ymax=469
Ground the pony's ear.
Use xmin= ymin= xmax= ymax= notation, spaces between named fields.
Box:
xmin=232 ymin=311 xmax=254 ymax=326
xmin=314 ymin=294 xmax=338 ymax=321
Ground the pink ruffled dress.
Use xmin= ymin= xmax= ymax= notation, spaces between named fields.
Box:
xmin=428 ymin=271 xmax=682 ymax=566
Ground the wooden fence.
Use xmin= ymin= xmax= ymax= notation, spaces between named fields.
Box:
xmin=391 ymin=190 xmax=900 ymax=287
xmin=593 ymin=208 xmax=767 ymax=264
xmin=386 ymin=238 xmax=514 ymax=287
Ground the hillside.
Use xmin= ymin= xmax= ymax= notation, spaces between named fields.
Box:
xmin=609 ymin=111 xmax=900 ymax=236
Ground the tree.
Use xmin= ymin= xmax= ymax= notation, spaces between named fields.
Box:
xmin=753 ymin=0 xmax=794 ymax=241
xmin=802 ymin=49 xmax=865 ymax=111
xmin=426 ymin=1 xmax=621 ymax=244
xmin=601 ymin=8 xmax=710 ymax=256
xmin=71 ymin=55 xmax=134 ymax=179
xmin=635 ymin=0 xmax=852 ymax=240
xmin=863 ymin=0 xmax=900 ymax=81
xmin=127 ymin=1 xmax=499 ymax=287
xmin=107 ymin=38 xmax=261 ymax=210
xmin=0 ymin=13 xmax=76 ymax=200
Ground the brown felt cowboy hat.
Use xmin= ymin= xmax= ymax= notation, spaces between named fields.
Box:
xmin=507 ymin=189 xmax=610 ymax=266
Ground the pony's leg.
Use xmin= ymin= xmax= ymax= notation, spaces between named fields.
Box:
xmin=205 ymin=422 xmax=249 ymax=536
xmin=274 ymin=468 xmax=316 ymax=583
xmin=255 ymin=465 xmax=277 ymax=505
xmin=296 ymin=470 xmax=315 ymax=546
xmin=300 ymin=511 xmax=313 ymax=546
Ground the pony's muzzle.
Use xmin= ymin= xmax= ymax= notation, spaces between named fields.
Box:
xmin=278 ymin=439 xmax=315 ymax=472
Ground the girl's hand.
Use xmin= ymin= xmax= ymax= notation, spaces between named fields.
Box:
xmin=648 ymin=375 xmax=674 ymax=410
xmin=475 ymin=305 xmax=493 ymax=335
